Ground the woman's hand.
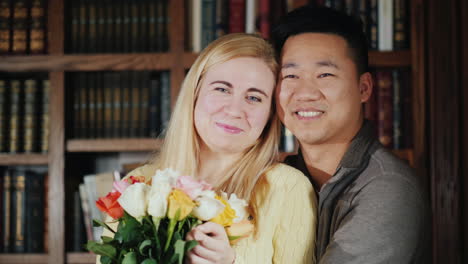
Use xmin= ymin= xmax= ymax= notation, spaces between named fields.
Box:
xmin=185 ymin=222 xmax=235 ymax=264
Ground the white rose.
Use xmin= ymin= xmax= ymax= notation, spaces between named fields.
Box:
xmin=153 ymin=168 xmax=180 ymax=187
xmin=228 ymin=193 xmax=248 ymax=223
xmin=147 ymin=178 xmax=172 ymax=218
xmin=117 ymin=182 xmax=150 ymax=221
xmin=192 ymin=190 xmax=225 ymax=221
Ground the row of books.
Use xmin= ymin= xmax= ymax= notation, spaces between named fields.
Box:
xmin=313 ymin=0 xmax=410 ymax=50
xmin=67 ymin=0 xmax=169 ymax=53
xmin=188 ymin=0 xmax=288 ymax=52
xmin=0 ymin=77 xmax=50 ymax=154
xmin=0 ymin=0 xmax=47 ymax=54
xmin=70 ymin=71 xmax=171 ymax=139
xmin=365 ymin=68 xmax=412 ymax=149
xmin=0 ymin=167 xmax=45 ymax=253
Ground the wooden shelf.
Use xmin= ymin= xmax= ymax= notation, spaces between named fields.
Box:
xmin=369 ymin=50 xmax=411 ymax=67
xmin=0 ymin=153 xmax=49 ymax=165
xmin=66 ymin=252 xmax=96 ymax=264
xmin=0 ymin=254 xmax=49 ymax=264
xmin=0 ymin=53 xmax=197 ymax=72
xmin=66 ymin=138 xmax=163 ymax=152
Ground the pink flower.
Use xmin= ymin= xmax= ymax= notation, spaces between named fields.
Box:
xmin=175 ymin=175 xmax=212 ymax=199
xmin=113 ymin=179 xmax=131 ymax=194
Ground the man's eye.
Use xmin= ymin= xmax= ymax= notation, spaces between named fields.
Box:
xmin=318 ymin=73 xmax=334 ymax=78
xmin=283 ymin=74 xmax=298 ymax=79
xmin=247 ymin=96 xmax=261 ymax=102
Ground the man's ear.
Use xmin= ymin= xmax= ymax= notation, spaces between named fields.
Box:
xmin=359 ymin=72 xmax=373 ymax=103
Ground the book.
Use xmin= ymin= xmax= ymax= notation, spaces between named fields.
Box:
xmin=392 ymin=69 xmax=402 ymax=149
xmin=121 ymin=71 xmax=131 ymax=137
xmin=9 ymin=79 xmax=22 ymax=153
xmin=121 ymin=0 xmax=131 ymax=52
xmin=159 ymin=0 xmax=169 ymax=51
xmin=25 ymin=171 xmax=44 ymax=252
xmin=112 ymin=72 xmax=122 ymax=138
xmin=70 ymin=0 xmax=80 ymax=52
xmin=160 ymin=71 xmax=171 ymax=135
xmin=148 ymin=73 xmax=161 ymax=138
xmin=2 ymin=168 xmax=12 ymax=252
xmin=376 ymin=69 xmax=393 ymax=147
xmin=78 ymin=0 xmax=88 ymax=53
xmin=191 ymin=0 xmax=202 ymax=52
xmin=214 ymin=0 xmax=227 ymax=38
xmin=72 ymin=190 xmax=85 ymax=252
xmin=138 ymin=0 xmax=149 ymax=52
xmin=95 ymin=73 xmax=104 ymax=138
xmin=83 ymin=174 xmax=102 ymax=241
xmin=368 ymin=0 xmax=378 ymax=50
xmin=245 ymin=0 xmax=256 ymax=34
xmin=11 ymin=169 xmax=26 ymax=252
xmin=139 ymin=71 xmax=150 ymax=137
xmin=378 ymin=0 xmax=393 ymax=51
xmin=29 ymin=0 xmax=47 ymax=54
xmin=78 ymin=184 xmax=93 ymax=243
xmin=258 ymin=0 xmax=271 ymax=39
xmin=23 ymin=79 xmax=38 ymax=153
xmin=130 ymin=71 xmax=140 ymax=137
xmin=79 ymin=74 xmax=89 ymax=138
xmin=103 ymin=72 xmax=113 ymax=138
xmin=40 ymin=79 xmax=49 ymax=152
xmin=0 ymin=0 xmax=11 ymax=54
xmin=228 ymin=0 xmax=245 ymax=33
xmin=0 ymin=79 xmax=7 ymax=152
xmin=130 ymin=0 xmax=140 ymax=52
xmin=147 ymin=0 xmax=159 ymax=52
xmin=87 ymin=73 xmax=96 ymax=138
xmin=393 ymin=0 xmax=408 ymax=50
xmin=11 ymin=0 xmax=28 ymax=54
xmin=201 ymin=0 xmax=216 ymax=50
xmin=87 ymin=0 xmax=97 ymax=53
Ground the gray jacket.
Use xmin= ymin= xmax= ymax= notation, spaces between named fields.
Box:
xmin=285 ymin=121 xmax=430 ymax=263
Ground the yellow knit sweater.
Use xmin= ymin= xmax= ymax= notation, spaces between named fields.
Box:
xmin=99 ymin=163 xmax=317 ymax=264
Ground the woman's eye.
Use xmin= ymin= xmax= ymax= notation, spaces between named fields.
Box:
xmin=214 ymin=87 xmax=229 ymax=93
xmin=247 ymin=96 xmax=261 ymax=102
xmin=318 ymin=73 xmax=334 ymax=78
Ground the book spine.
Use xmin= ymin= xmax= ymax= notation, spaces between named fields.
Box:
xmin=393 ymin=0 xmax=408 ymax=50
xmin=245 ymin=0 xmax=255 ymax=34
xmin=139 ymin=71 xmax=149 ymax=137
xmin=0 ymin=0 xmax=12 ymax=54
xmin=378 ymin=0 xmax=393 ymax=51
xmin=139 ymin=0 xmax=148 ymax=52
xmin=104 ymin=0 xmax=114 ymax=53
xmin=0 ymin=80 xmax=6 ymax=152
xmin=79 ymin=74 xmax=89 ymax=138
xmin=72 ymin=190 xmax=84 ymax=252
xmin=78 ymin=0 xmax=88 ymax=53
xmin=191 ymin=0 xmax=201 ymax=52
xmin=40 ymin=79 xmax=49 ymax=152
xmin=78 ymin=184 xmax=93 ymax=242
xmin=156 ymin=0 xmax=168 ymax=52
xmin=130 ymin=71 xmax=140 ymax=137
xmin=11 ymin=0 xmax=28 ymax=54
xmin=214 ymin=0 xmax=227 ymax=38
xmin=368 ymin=0 xmax=378 ymax=50
xmin=228 ymin=0 xmax=245 ymax=33
xmin=95 ymin=73 xmax=104 ymax=138
xmin=112 ymin=72 xmax=122 ymax=138
xmin=103 ymin=72 xmax=113 ymax=138
xmin=148 ymin=73 xmax=160 ymax=138
xmin=392 ymin=69 xmax=402 ymax=149
xmin=87 ymin=0 xmax=97 ymax=53
xmin=73 ymin=76 xmax=81 ymax=138
xmin=160 ymin=71 xmax=170 ymax=135
xmin=23 ymin=79 xmax=37 ymax=153
xmin=147 ymin=0 xmax=158 ymax=52
xmin=121 ymin=0 xmax=131 ymax=53
xmin=28 ymin=0 xmax=46 ymax=54
xmin=259 ymin=0 xmax=270 ymax=39
xmin=25 ymin=171 xmax=44 ymax=252
xmin=70 ymin=0 xmax=79 ymax=52
xmin=121 ymin=72 xmax=131 ymax=137
xmin=130 ymin=0 xmax=139 ymax=52
xmin=87 ymin=73 xmax=96 ymax=138
xmin=11 ymin=170 xmax=26 ymax=253
xmin=2 ymin=169 xmax=11 ymax=252
xmin=354 ymin=0 xmax=367 ymax=34
xmin=400 ymin=69 xmax=412 ymax=148
xmin=9 ymin=80 xmax=21 ymax=153
xmin=376 ymin=70 xmax=393 ymax=148
xmin=201 ymin=0 xmax=216 ymax=50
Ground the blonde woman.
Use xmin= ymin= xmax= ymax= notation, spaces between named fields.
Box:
xmin=123 ymin=34 xmax=316 ymax=263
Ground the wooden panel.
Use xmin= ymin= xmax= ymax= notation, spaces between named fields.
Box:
xmin=66 ymin=138 xmax=163 ymax=152
xmin=48 ymin=71 xmax=65 ymax=264
xmin=0 ymin=254 xmax=49 ymax=264
xmin=461 ymin=0 xmax=468 ymax=262
xmin=368 ymin=50 xmax=411 ymax=67
xmin=427 ymin=0 xmax=461 ymax=262
xmin=169 ymin=0 xmax=186 ymax=107
xmin=66 ymin=252 xmax=96 ymax=264
xmin=0 ymin=154 xmax=49 ymax=165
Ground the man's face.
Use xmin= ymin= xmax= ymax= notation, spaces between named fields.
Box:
xmin=276 ymin=33 xmax=371 ymax=147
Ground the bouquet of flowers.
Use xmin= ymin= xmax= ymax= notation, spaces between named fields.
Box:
xmin=86 ymin=168 xmax=253 ymax=264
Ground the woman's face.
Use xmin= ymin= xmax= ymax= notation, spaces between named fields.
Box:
xmin=194 ymin=57 xmax=275 ymax=155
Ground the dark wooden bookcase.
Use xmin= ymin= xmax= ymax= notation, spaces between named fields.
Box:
xmin=0 ymin=0 xmax=427 ymax=263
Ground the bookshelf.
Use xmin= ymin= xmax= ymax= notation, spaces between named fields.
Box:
xmin=0 ymin=0 xmax=426 ymax=263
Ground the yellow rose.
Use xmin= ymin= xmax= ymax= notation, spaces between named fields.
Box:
xmin=167 ymin=189 xmax=195 ymax=220
xmin=225 ymin=220 xmax=254 ymax=245
xmin=210 ymin=195 xmax=236 ymax=227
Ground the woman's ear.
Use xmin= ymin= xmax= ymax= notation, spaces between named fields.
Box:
xmin=359 ymin=72 xmax=373 ymax=103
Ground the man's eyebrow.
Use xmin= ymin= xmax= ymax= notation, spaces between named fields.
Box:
xmin=281 ymin=62 xmax=298 ymax=69
xmin=316 ymin=60 xmax=339 ymax=69
xmin=247 ymin=88 xmax=269 ymax=98
xmin=209 ymin=80 xmax=232 ymax=87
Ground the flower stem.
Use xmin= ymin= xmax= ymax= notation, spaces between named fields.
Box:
xmin=164 ymin=218 xmax=177 ymax=252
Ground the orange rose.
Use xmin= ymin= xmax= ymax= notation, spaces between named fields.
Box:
xmin=96 ymin=191 xmax=124 ymax=219
xmin=225 ymin=220 xmax=254 ymax=245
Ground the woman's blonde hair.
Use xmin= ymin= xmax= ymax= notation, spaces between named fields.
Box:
xmin=151 ymin=33 xmax=280 ymax=224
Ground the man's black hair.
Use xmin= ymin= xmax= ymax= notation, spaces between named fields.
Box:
xmin=271 ymin=5 xmax=369 ymax=75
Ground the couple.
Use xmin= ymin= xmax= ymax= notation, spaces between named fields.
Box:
xmin=124 ymin=6 xmax=429 ymax=264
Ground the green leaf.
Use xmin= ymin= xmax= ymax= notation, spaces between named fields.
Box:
xmin=185 ymin=240 xmax=198 ymax=252
xmin=93 ymin=219 xmax=116 ymax=233
xmin=122 ymin=251 xmax=137 ymax=264
xmin=85 ymin=241 xmax=117 ymax=259
xmin=174 ymin=240 xmax=187 ymax=264
xmin=141 ymin=258 xmax=158 ymax=264
xmin=139 ymin=239 xmax=153 ymax=256
xmin=101 ymin=236 xmax=114 ymax=243
xmin=100 ymin=256 xmax=113 ymax=264
xmin=228 ymin=235 xmax=242 ymax=241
